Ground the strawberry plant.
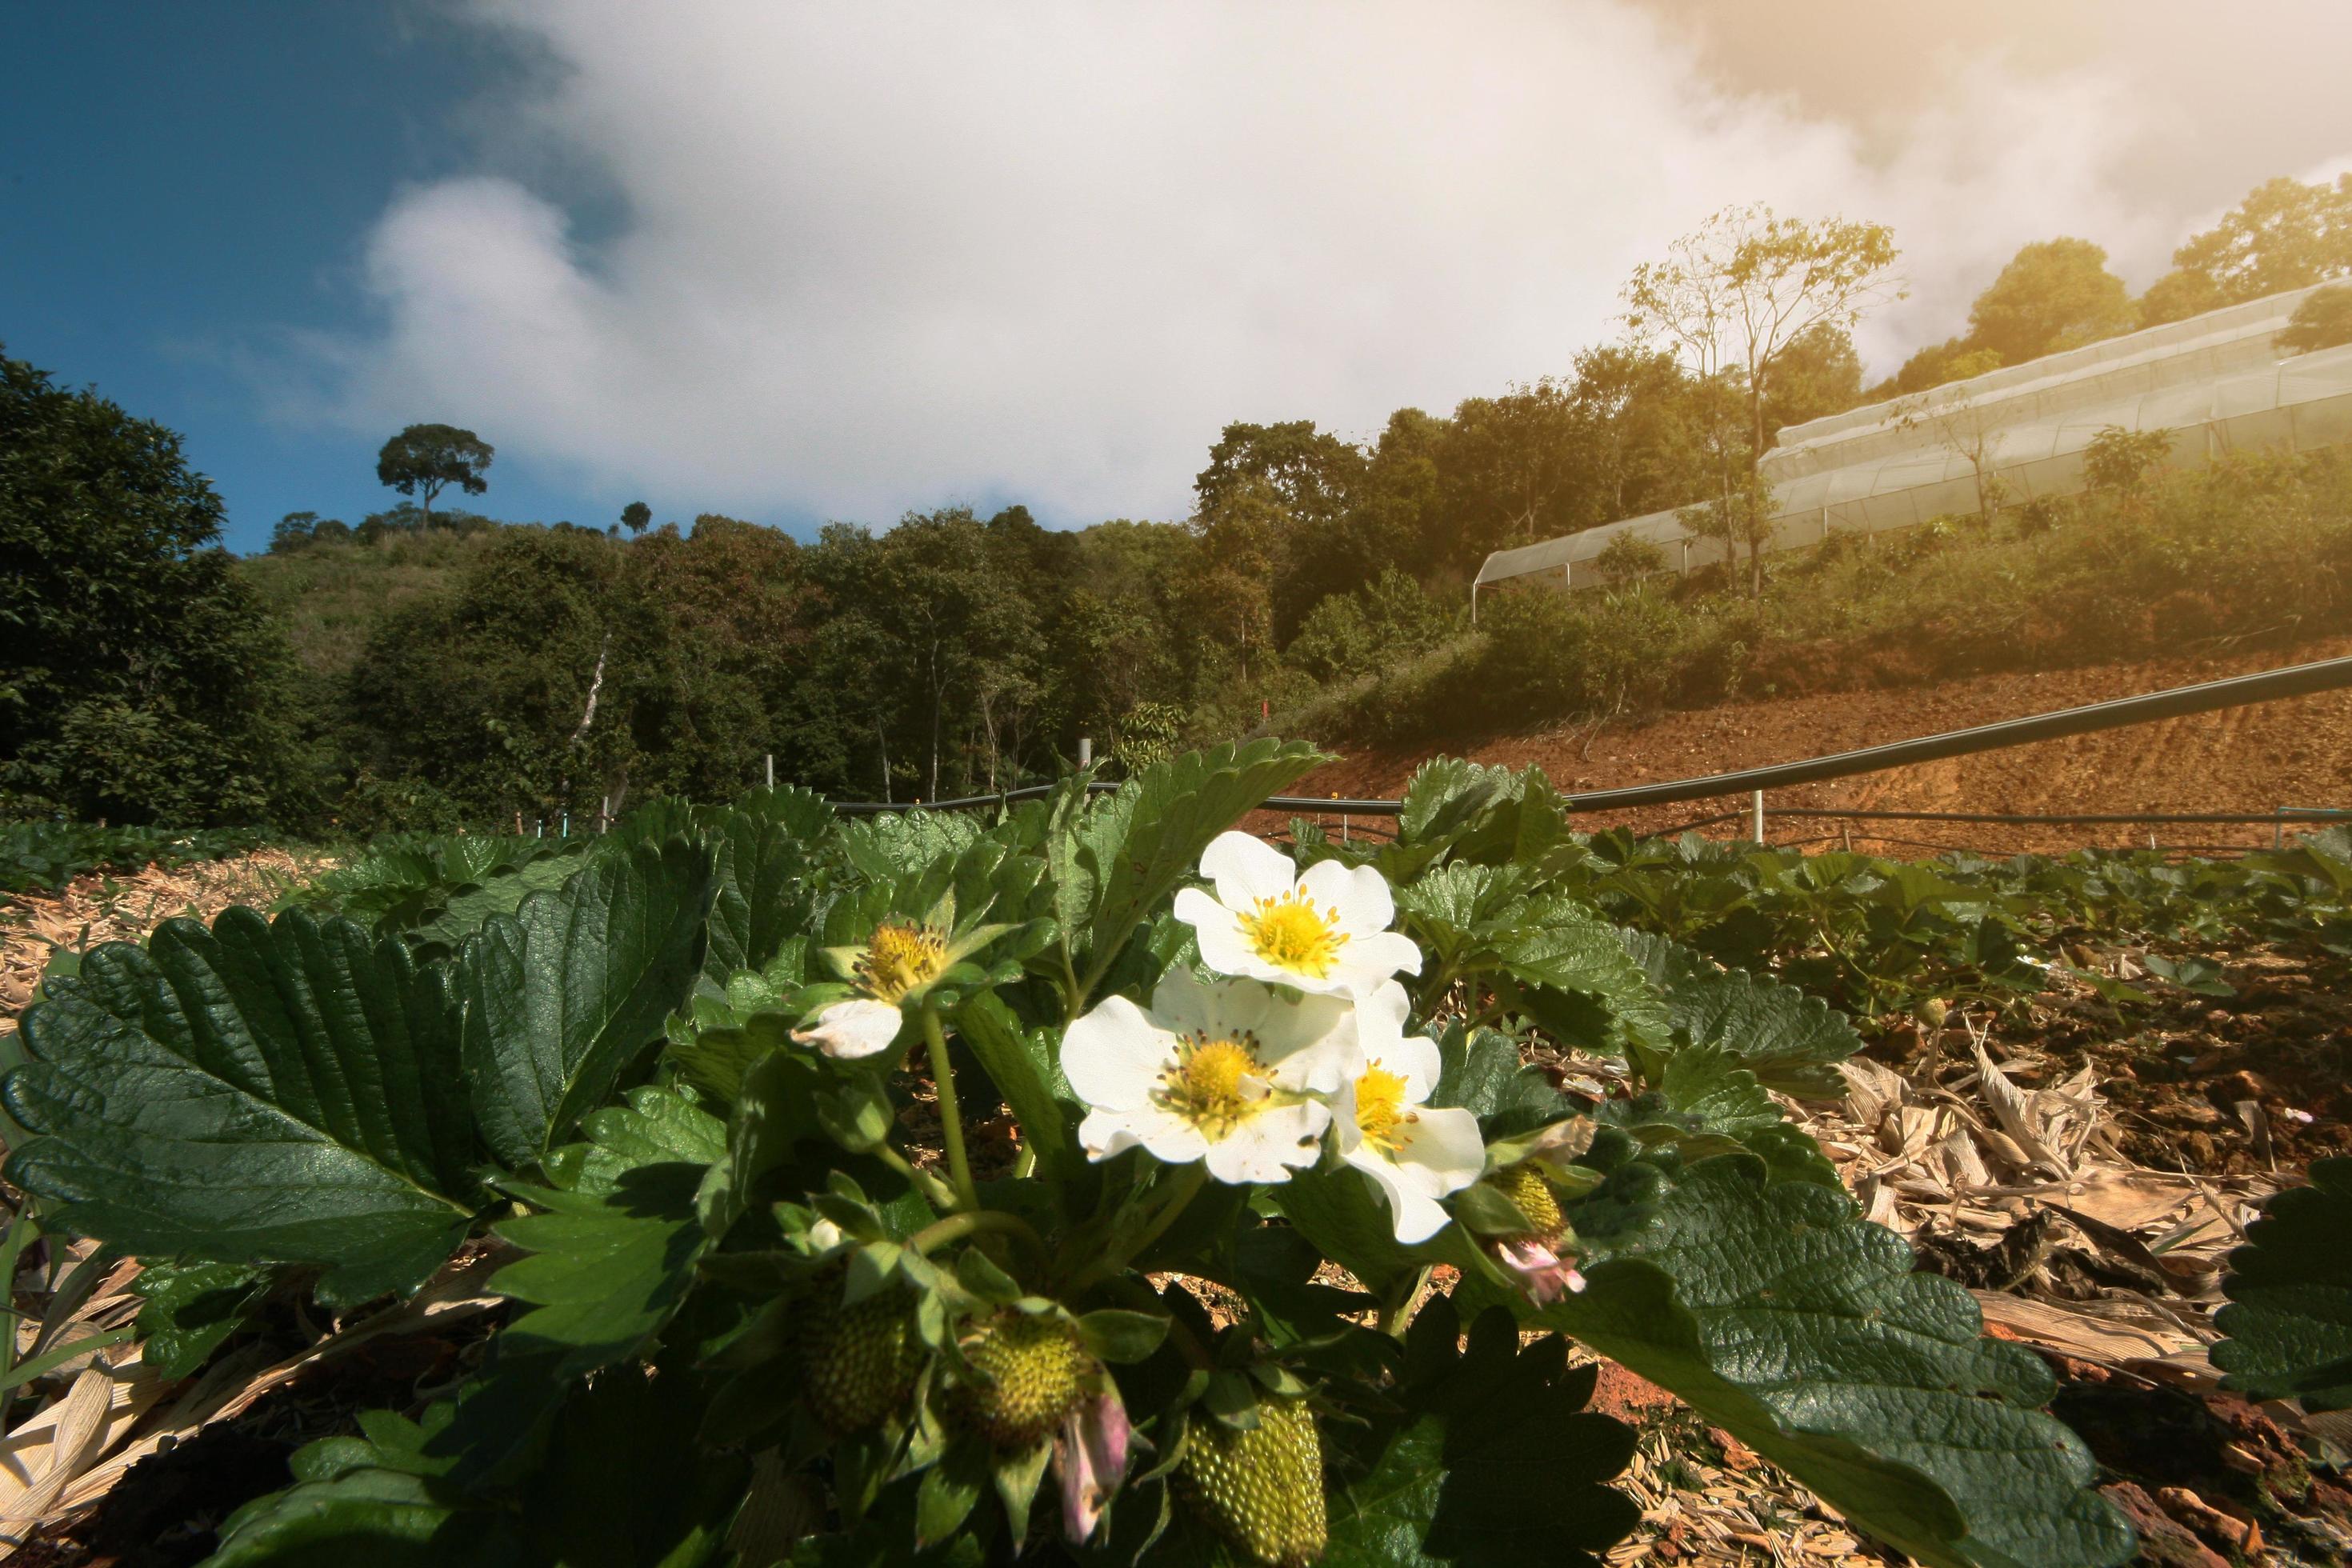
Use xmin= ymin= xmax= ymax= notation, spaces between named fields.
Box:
xmin=4 ymin=748 xmax=2135 ymax=1566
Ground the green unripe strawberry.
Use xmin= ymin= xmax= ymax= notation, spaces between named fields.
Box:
xmin=957 ymin=1312 xmax=1091 ymax=1448
xmin=1486 ymin=1160 xmax=1565 ymax=1242
xmin=1179 ymin=1398 xmax=1328 ymax=1567
xmin=802 ymin=1287 xmax=922 ymax=1433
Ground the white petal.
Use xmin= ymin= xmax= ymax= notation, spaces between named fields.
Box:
xmin=1198 ymin=830 xmax=1298 ymax=909
xmin=1346 ymin=1150 xmax=1454 ymax=1244
xmin=1062 ymin=994 xmax=1176 ymax=1111
xmin=1391 ymin=1106 xmax=1486 ymax=1191
xmin=1146 ymin=962 xmax=1217 ymax=1034
xmin=1174 ymin=893 xmax=1265 ymax=982
xmin=1249 ymin=989 xmax=1359 ymax=1094
xmin=1368 ymin=1031 xmax=1445 ymax=1105
xmin=1331 ymin=931 xmax=1423 ymax=994
xmin=791 ymin=998 xmax=904 ymax=1059
xmin=1350 ymin=979 xmax=1412 ymax=1048
xmin=1080 ymin=1104 xmax=1211 ymax=1168
xmin=1298 ymin=858 xmax=1396 ymax=937
xmin=1201 ymin=1099 xmax=1330 ymax=1184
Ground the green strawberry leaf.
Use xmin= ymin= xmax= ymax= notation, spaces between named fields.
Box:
xmin=4 ymin=906 xmax=481 ymax=1304
xmin=952 ymin=990 xmax=1074 ymax=1178
xmin=435 ymin=1087 xmax=718 ymax=1485
xmin=1530 ymin=1155 xmax=2134 ymax=1568
xmin=1323 ymin=1298 xmax=1638 ymax=1568
xmin=459 ymin=835 xmax=718 ymax=1172
xmin=695 ymin=785 xmax=837 ymax=992
xmin=2213 ymin=1154 xmax=2352 ymax=1411
xmin=133 ymin=1260 xmax=272 ymax=1379
xmin=1618 ymin=931 xmax=1861 ymax=1098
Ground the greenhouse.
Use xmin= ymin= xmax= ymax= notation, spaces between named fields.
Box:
xmin=1473 ymin=281 xmax=2352 ymax=607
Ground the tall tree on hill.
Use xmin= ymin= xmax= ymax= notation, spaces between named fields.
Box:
xmin=1754 ymin=322 xmax=1863 ymax=444
xmin=1193 ymin=419 xmax=1364 ymax=526
xmin=1623 ymin=204 xmax=1902 ymax=594
xmin=1438 ymin=380 xmax=1588 ymax=555
xmin=375 ymin=422 xmax=494 ymax=530
xmin=2141 ymin=174 xmax=2352 ymax=325
xmin=0 ymin=347 xmax=305 ymax=823
xmin=1966 ymin=238 xmax=2138 ymax=364
xmin=622 ymin=499 xmax=652 ymax=536
xmin=1567 ymin=345 xmax=1707 ymax=524
xmin=1624 ymin=204 xmax=1902 ymax=478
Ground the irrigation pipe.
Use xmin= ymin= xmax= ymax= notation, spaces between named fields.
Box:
xmin=823 ymin=653 xmax=2352 ymax=822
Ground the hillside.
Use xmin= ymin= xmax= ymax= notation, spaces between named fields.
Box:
xmin=238 ymin=530 xmax=495 ymax=676
xmin=1290 ymin=634 xmax=2352 ymax=857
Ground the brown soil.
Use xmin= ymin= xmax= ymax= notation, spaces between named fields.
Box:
xmin=1282 ymin=634 xmax=2352 ymax=858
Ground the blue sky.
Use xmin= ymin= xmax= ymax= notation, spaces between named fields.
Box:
xmin=1 ymin=5 xmax=614 ymax=553
xmin=8 ymin=3 xmax=2349 ymax=558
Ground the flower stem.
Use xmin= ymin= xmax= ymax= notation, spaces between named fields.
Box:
xmin=872 ymin=1142 xmax=961 ymax=1214
xmin=1072 ymin=1162 xmax=1206 ymax=1288
xmin=922 ymin=1005 xmax=982 ymax=1213
xmin=911 ymin=1206 xmax=1048 ymax=1264
xmin=1379 ymin=1266 xmax=1433 ymax=1337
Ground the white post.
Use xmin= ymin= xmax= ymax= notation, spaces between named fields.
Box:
xmin=1077 ymin=736 xmax=1093 ymax=769
xmin=764 ymin=753 xmax=774 ymax=789
xmin=1751 ymin=790 xmax=1766 ymax=844
xmin=1469 ymin=583 xmax=1478 ymax=627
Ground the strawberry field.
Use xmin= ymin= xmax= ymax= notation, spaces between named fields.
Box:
xmin=3 ymin=744 xmax=2350 ymax=1566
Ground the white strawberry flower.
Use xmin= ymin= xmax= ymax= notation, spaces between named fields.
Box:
xmin=1061 ymin=966 xmax=1358 ymax=1185
xmin=1173 ymin=831 xmax=1422 ymax=999
xmin=792 ymin=997 xmax=904 ymax=1061
xmin=1332 ymin=982 xmax=1484 ymax=1243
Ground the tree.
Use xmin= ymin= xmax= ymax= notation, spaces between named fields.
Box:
xmin=2142 ymin=174 xmax=2352 ymax=322
xmin=270 ymin=510 xmax=320 ymax=554
xmin=2278 ymin=284 xmax=2352 ymax=355
xmin=0 ymin=347 xmax=306 ymax=823
xmin=622 ymin=500 xmax=652 ymax=536
xmin=1757 ymin=322 xmax=1863 ymax=439
xmin=1193 ymin=420 xmax=1363 ymax=526
xmin=1882 ymin=338 xmax=2003 ymax=399
xmin=1186 ymin=479 xmax=1284 ymax=687
xmin=1566 ymin=346 xmax=1706 ymax=523
xmin=1966 ymin=238 xmax=2138 ymax=364
xmin=374 ymin=422 xmax=494 ymax=529
xmin=1436 ymin=381 xmax=1589 ymax=558
xmin=1624 ymin=203 xmax=1902 ymax=482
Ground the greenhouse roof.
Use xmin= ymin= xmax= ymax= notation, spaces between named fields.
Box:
xmin=1475 ymin=281 xmax=2352 ymax=591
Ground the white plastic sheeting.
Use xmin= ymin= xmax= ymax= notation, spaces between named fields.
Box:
xmin=1474 ymin=282 xmax=2352 ymax=595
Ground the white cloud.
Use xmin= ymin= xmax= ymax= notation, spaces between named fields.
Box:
xmin=317 ymin=1 xmax=2226 ymax=529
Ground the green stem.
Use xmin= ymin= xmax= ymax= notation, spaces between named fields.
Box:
xmin=1072 ymin=1162 xmax=1206 ymax=1288
xmin=1380 ymin=1266 xmax=1433 ymax=1338
xmin=872 ymin=1142 xmax=961 ymax=1214
xmin=922 ymin=1006 xmax=981 ymax=1213
xmin=910 ymin=1207 xmax=1049 ymax=1264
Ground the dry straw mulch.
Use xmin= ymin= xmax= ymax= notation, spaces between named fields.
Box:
xmin=0 ymin=849 xmax=333 ymax=1038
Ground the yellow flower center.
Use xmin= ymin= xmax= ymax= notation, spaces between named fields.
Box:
xmin=1486 ymin=1162 xmax=1565 ymax=1242
xmin=1352 ymin=1062 xmax=1414 ymax=1153
xmin=1157 ymin=1035 xmax=1266 ymax=1140
xmin=1239 ymin=892 xmax=1347 ymax=978
xmin=858 ymin=921 xmax=947 ymax=1002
